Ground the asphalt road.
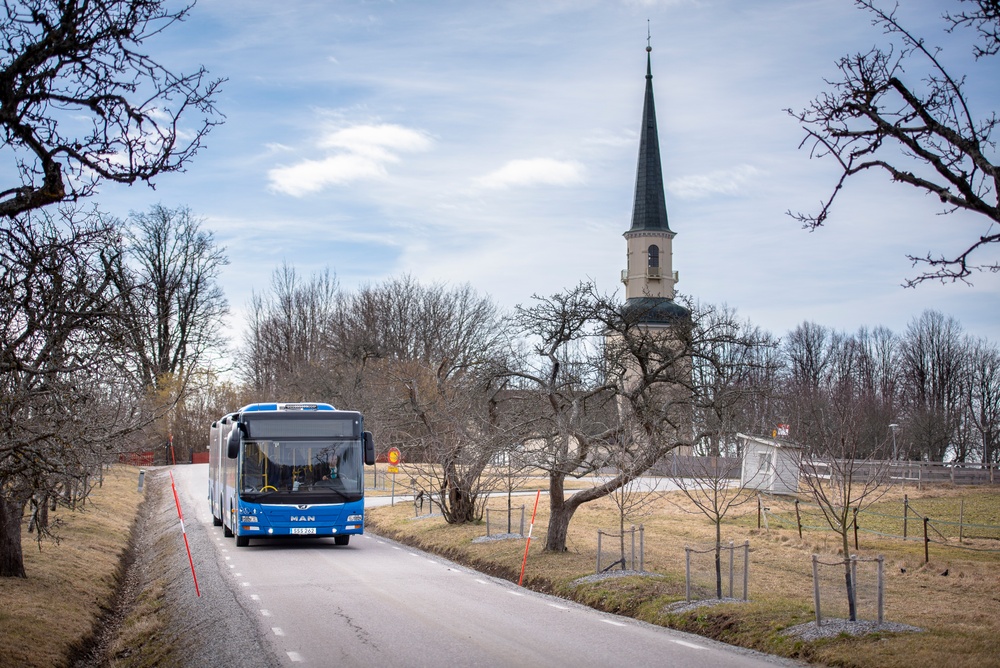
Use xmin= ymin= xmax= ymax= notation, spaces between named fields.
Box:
xmin=170 ymin=464 xmax=796 ymax=668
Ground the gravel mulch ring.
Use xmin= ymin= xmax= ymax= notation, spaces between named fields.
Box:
xmin=664 ymin=597 xmax=748 ymax=614
xmin=781 ymin=619 xmax=923 ymax=641
xmin=571 ymin=569 xmax=665 ymax=586
xmin=472 ymin=532 xmax=524 ymax=543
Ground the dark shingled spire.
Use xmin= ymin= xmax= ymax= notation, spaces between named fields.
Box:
xmin=629 ymin=46 xmax=671 ymax=233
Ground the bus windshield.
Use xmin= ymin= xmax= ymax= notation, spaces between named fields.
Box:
xmin=240 ymin=439 xmax=364 ymax=503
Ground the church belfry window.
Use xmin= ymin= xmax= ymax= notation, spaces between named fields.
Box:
xmin=647 ymin=244 xmax=660 ymax=268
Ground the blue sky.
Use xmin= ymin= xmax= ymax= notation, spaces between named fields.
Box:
xmin=98 ymin=0 xmax=1000 ymax=344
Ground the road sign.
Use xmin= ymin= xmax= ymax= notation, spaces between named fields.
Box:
xmin=387 ymin=465 xmax=399 ymax=474
xmin=387 ymin=447 xmax=401 ymax=465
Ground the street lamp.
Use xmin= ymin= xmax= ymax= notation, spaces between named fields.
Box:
xmin=889 ymin=423 xmax=899 ymax=460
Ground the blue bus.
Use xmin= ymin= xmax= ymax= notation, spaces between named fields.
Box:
xmin=208 ymin=402 xmax=375 ymax=547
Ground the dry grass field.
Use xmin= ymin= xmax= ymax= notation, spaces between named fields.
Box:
xmin=367 ymin=478 xmax=1000 ymax=668
xmin=0 ymin=466 xmax=144 ymax=668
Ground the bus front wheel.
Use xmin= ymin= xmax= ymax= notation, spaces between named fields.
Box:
xmin=334 ymin=535 xmax=350 ymax=546
xmin=235 ymin=535 xmax=249 ymax=547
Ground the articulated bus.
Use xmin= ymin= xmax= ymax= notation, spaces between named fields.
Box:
xmin=208 ymin=402 xmax=375 ymax=547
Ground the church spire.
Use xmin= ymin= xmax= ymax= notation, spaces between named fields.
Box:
xmin=629 ymin=44 xmax=671 ymax=233
xmin=621 ymin=39 xmax=687 ymax=322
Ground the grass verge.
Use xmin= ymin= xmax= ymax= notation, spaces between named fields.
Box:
xmin=366 ymin=484 xmax=1000 ymax=668
xmin=0 ymin=466 xmax=145 ymax=668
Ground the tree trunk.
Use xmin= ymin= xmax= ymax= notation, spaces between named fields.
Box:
xmin=715 ymin=519 xmax=723 ymax=599
xmin=0 ymin=494 xmax=27 ymax=578
xmin=842 ymin=530 xmax=856 ymax=621
xmin=544 ymin=472 xmax=575 ymax=552
xmin=619 ymin=513 xmax=626 ymax=571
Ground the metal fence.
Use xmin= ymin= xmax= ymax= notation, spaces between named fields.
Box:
xmin=758 ymin=491 xmax=1000 ymax=562
xmin=365 ymin=469 xmax=391 ymax=491
xmin=683 ymin=540 xmax=749 ymax=602
xmin=811 ymin=554 xmax=884 ymax=625
xmin=596 ymin=525 xmax=645 ymax=573
xmin=484 ymin=505 xmax=525 ymax=537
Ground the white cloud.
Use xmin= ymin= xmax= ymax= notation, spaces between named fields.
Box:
xmin=474 ymin=158 xmax=585 ymax=190
xmin=268 ymin=123 xmax=432 ymax=197
xmin=267 ymin=154 xmax=387 ymax=197
xmin=320 ymin=124 xmax=432 ymax=156
xmin=666 ymin=164 xmax=762 ymax=200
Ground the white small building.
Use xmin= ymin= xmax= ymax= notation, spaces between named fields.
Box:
xmin=738 ymin=433 xmax=803 ymax=496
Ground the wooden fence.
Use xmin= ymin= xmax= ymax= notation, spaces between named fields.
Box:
xmin=644 ymin=455 xmax=997 ymax=487
xmin=805 ymin=459 xmax=999 ymax=487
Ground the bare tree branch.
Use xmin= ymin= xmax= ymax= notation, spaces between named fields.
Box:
xmin=788 ymin=0 xmax=999 ymax=285
xmin=0 ymin=0 xmax=225 ymax=218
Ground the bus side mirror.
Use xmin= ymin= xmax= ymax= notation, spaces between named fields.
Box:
xmin=226 ymin=426 xmax=242 ymax=459
xmin=363 ymin=431 xmax=375 ymax=466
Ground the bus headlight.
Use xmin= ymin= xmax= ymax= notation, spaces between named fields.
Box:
xmin=346 ymin=514 xmax=363 ymax=522
xmin=240 ymin=515 xmax=258 ymax=523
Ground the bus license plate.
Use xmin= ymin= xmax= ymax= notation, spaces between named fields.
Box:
xmin=290 ymin=528 xmax=316 ymax=535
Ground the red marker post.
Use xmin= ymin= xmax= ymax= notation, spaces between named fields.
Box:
xmin=169 ymin=471 xmax=201 ymax=597
xmin=518 ymin=490 xmax=541 ymax=586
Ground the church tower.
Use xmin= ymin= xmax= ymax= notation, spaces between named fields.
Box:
xmin=621 ymin=44 xmax=689 ymax=326
xmin=615 ymin=41 xmax=693 ymax=455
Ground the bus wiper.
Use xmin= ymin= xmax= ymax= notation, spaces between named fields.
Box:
xmin=243 ymin=489 xmax=278 ymax=501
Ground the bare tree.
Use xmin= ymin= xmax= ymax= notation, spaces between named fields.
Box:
xmin=507 ymin=283 xmax=621 ymax=553
xmin=375 ymin=358 xmax=514 ymax=524
xmin=119 ymin=204 xmax=229 ymax=389
xmin=508 ymin=284 xmax=771 ymax=553
xmin=796 ymin=387 xmax=894 ymax=622
xmin=239 ymin=264 xmax=339 ymax=400
xmin=0 ymin=0 xmax=224 ymax=218
xmin=666 ymin=307 xmax=777 ymax=595
xmin=963 ymin=336 xmax=1000 ymax=463
xmin=669 ymin=453 xmax=753 ymax=599
xmin=0 ymin=208 xmax=151 ymax=577
xmin=788 ymin=0 xmax=999 ymax=285
xmin=346 ymin=280 xmax=512 ymax=523
xmin=603 ymin=422 xmax=659 ymax=572
xmin=901 ymin=310 xmax=967 ymax=460
xmin=692 ymin=306 xmax=781 ymax=457
xmin=784 ymin=322 xmax=840 ymax=391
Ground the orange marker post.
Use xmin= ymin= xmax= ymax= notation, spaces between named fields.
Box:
xmin=519 ymin=489 xmax=541 ymax=586
xmin=169 ymin=471 xmax=200 ymax=597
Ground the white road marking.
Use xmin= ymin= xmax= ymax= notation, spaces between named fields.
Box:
xmin=548 ymin=604 xmax=570 ymax=610
xmin=601 ymin=619 xmax=626 ymax=627
xmin=272 ymin=627 xmax=284 ymax=636
xmin=260 ymin=609 xmax=271 ymax=617
xmin=671 ymin=639 xmax=706 ymax=650
xmin=287 ymin=651 xmax=304 ymax=662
